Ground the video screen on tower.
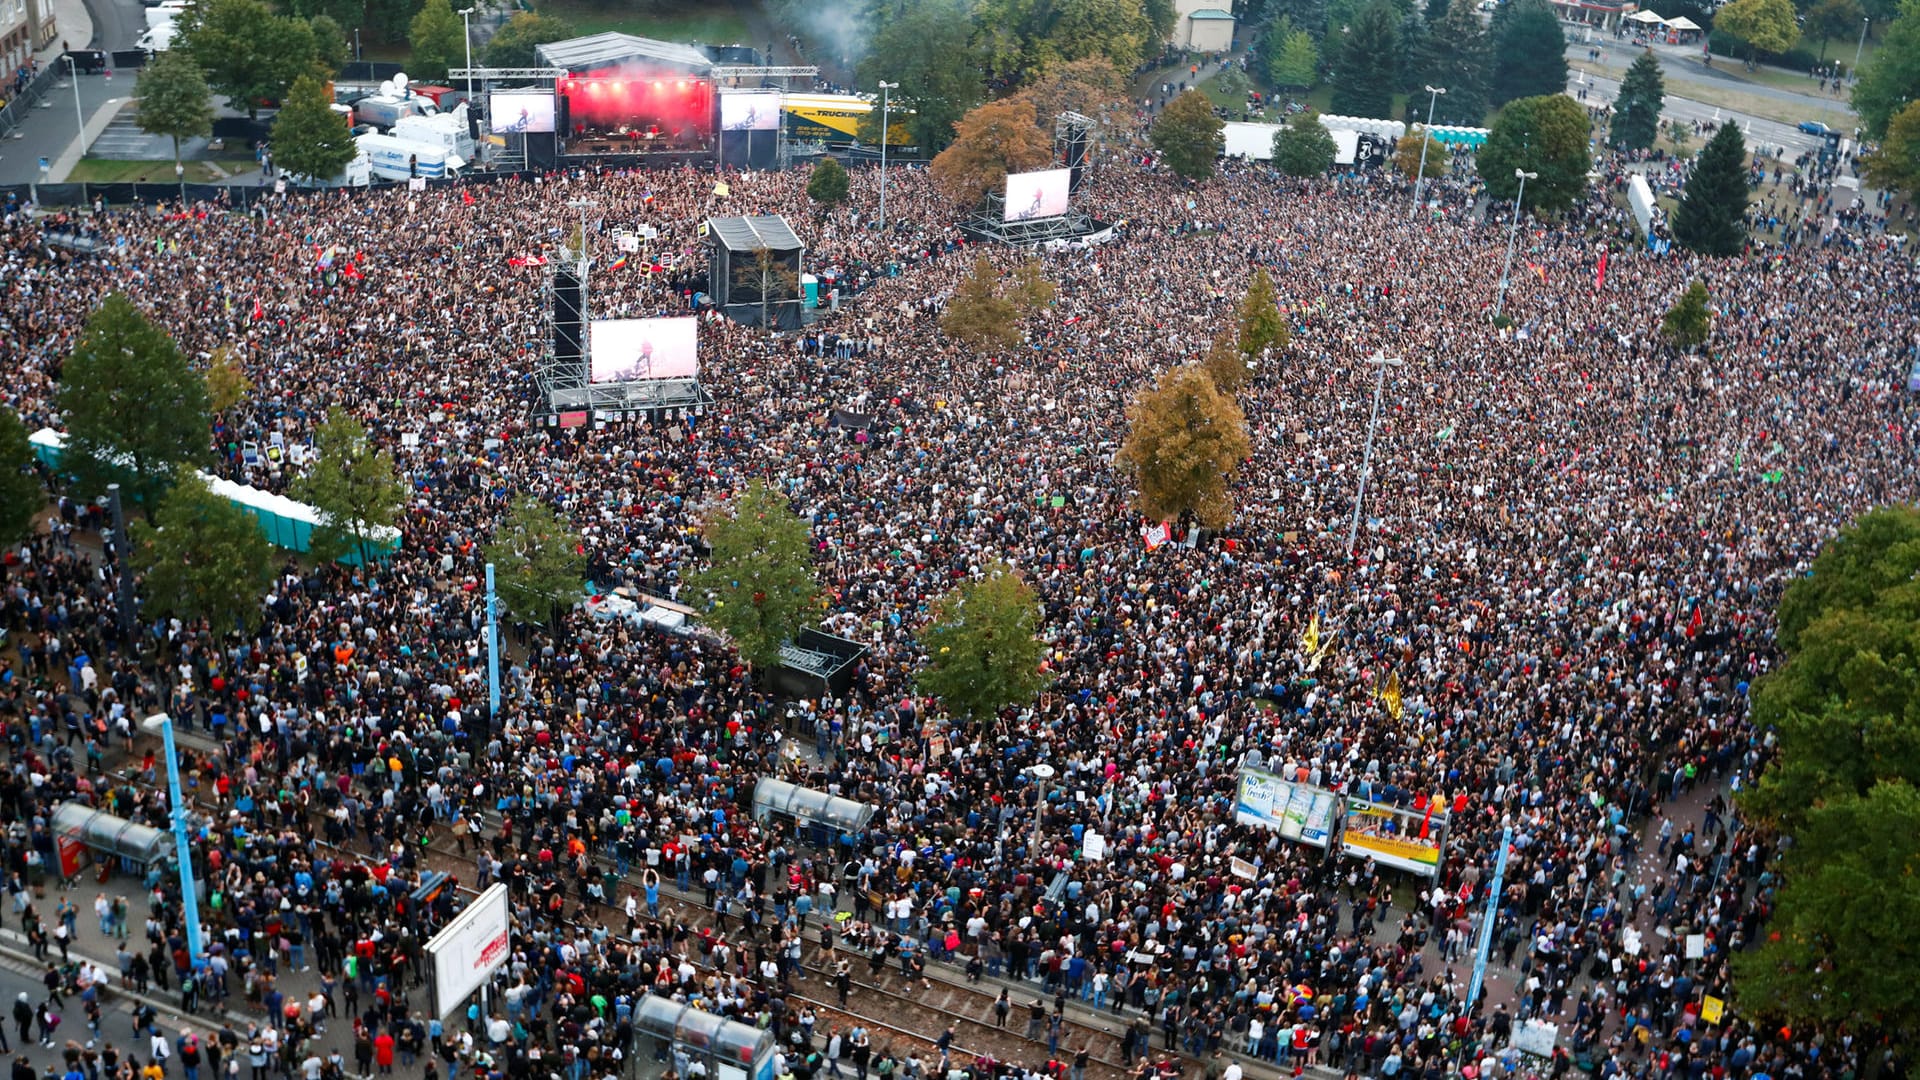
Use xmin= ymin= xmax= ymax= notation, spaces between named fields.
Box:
xmin=488 ymin=91 xmax=556 ymax=134
xmin=589 ymin=317 xmax=699 ymax=383
xmin=1003 ymin=168 xmax=1071 ymax=223
xmin=720 ymin=91 xmax=781 ymax=131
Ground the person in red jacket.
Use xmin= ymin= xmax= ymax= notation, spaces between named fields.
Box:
xmin=373 ymin=1031 xmax=395 ymax=1075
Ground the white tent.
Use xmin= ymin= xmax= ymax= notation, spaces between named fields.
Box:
xmin=1625 ymin=9 xmax=1667 ymax=23
xmin=1666 ymin=15 xmax=1700 ymax=29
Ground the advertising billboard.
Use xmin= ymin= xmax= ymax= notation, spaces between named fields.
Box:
xmin=1233 ymin=768 xmax=1335 ymax=848
xmin=424 ymin=883 xmax=510 ymax=1018
xmin=589 ymin=317 xmax=699 ymax=383
xmin=489 ymin=91 xmax=555 ymax=134
xmin=1340 ymin=800 xmax=1448 ymax=877
xmin=1003 ymin=168 xmax=1071 ymax=222
xmin=721 ymin=91 xmax=781 ymax=131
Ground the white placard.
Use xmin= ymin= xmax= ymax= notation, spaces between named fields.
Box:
xmin=1082 ymin=831 xmax=1106 ymax=861
xmin=1686 ymin=933 xmax=1705 ymax=959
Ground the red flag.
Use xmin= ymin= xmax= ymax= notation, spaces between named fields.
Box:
xmin=462 ymin=189 xmax=475 ymax=206
xmin=1419 ymin=792 xmax=1436 ymax=839
xmin=1687 ymin=603 xmax=1702 ymax=639
xmin=250 ymin=299 xmax=264 ymax=321
xmin=1596 ymin=246 xmax=1609 ymax=291
xmin=342 ymin=263 xmax=363 ymax=281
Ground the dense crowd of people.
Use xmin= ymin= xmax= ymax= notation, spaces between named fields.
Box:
xmin=0 ymin=106 xmax=1910 ymax=1080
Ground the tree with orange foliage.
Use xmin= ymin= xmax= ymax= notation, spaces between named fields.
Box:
xmin=929 ymin=98 xmax=1057 ymax=208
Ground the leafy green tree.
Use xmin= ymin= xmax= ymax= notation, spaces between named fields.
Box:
xmin=929 ymin=98 xmax=1055 ymax=206
xmin=1237 ymin=267 xmax=1288 ymax=362
xmin=408 ymin=0 xmax=464 ymax=84
xmin=1150 ymin=89 xmax=1225 ymax=180
xmin=130 ymin=472 xmax=276 ymax=633
xmin=1803 ymin=0 xmax=1865 ymax=57
xmin=482 ymin=11 xmax=575 ymax=67
xmin=291 ymin=407 xmax=405 ymax=567
xmin=1730 ymin=507 xmax=1920 ymax=1041
xmin=1328 ymin=0 xmax=1400 ymax=120
xmin=488 ymin=495 xmax=585 ymax=626
xmin=1611 ymin=51 xmax=1665 ymax=151
xmin=176 ymin=0 xmax=317 ymax=118
xmin=942 ymin=256 xmax=1024 ymax=349
xmin=1408 ymin=0 xmax=1489 ymax=124
xmin=272 ymin=73 xmax=358 ymax=184
xmin=1267 ymin=24 xmax=1320 ymax=89
xmin=1478 ymin=93 xmax=1592 ymax=214
xmin=917 ymin=563 xmax=1052 ymax=724
xmin=56 ymin=294 xmax=209 ymax=515
xmin=308 ymin=15 xmax=350 ymax=73
xmin=1201 ymin=331 xmax=1251 ymax=394
xmin=857 ymin=0 xmax=985 ymax=154
xmin=1672 ymin=122 xmax=1750 ymax=255
xmin=1489 ymin=0 xmax=1568 ymax=105
xmin=1715 ymin=0 xmax=1800 ymax=55
xmin=1268 ymin=0 xmax=1328 ymax=42
xmin=1045 ymin=0 xmax=1156 ymax=75
xmin=135 ymin=49 xmax=215 ymax=178
xmin=1394 ymin=132 xmax=1448 ymax=177
xmin=1855 ymin=1 xmax=1920 ymax=137
xmin=807 ymin=157 xmax=852 ymax=206
xmin=691 ymin=480 xmax=821 ymax=674
xmin=1145 ymin=0 xmax=1179 ymax=41
xmin=1660 ymin=279 xmax=1712 ymax=351
xmin=0 ymin=409 xmax=43 ymax=545
xmin=1864 ymin=98 xmax=1920 ymax=199
xmin=1116 ymin=365 xmax=1253 ymax=528
xmin=203 ymin=346 xmax=252 ymax=416
xmin=1731 ymin=783 xmax=1920 ymax=1038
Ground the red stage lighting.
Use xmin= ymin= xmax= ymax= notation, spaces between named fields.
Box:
xmin=653 ymin=80 xmax=662 ymax=90
xmin=612 ymin=81 xmax=624 ymax=92
xmin=677 ymin=80 xmax=687 ymax=90
xmin=586 ymin=80 xmax=599 ymax=94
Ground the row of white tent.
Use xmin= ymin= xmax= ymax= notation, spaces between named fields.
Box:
xmin=1223 ymin=116 xmax=1492 ymax=163
xmin=1625 ymin=9 xmax=1702 ymax=29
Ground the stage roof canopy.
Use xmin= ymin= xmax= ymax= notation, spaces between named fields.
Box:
xmin=537 ymin=32 xmax=714 ymax=75
xmin=706 ymin=215 xmax=804 ymax=253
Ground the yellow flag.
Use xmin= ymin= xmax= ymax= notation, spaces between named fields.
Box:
xmin=1301 ymin=614 xmax=1321 ymax=657
xmin=1380 ymin=670 xmax=1403 ymax=720
xmin=713 ymin=181 xmax=731 ymax=197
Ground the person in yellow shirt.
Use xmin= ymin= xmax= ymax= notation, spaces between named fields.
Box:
xmin=142 ymin=1062 xmax=165 ymax=1080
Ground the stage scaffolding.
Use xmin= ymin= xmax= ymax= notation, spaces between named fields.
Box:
xmin=962 ymin=193 xmax=1100 ymax=245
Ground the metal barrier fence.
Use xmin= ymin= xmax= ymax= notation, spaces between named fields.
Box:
xmin=0 ymin=167 xmax=541 ymax=215
xmin=0 ymin=63 xmax=62 ymax=143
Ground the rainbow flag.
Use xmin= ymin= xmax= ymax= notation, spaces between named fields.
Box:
xmin=608 ymin=255 xmax=630 ymax=271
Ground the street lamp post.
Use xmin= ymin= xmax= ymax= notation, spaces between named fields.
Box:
xmin=877 ymin=81 xmax=897 ymax=229
xmin=459 ymin=8 xmax=476 ymax=109
xmin=355 ymin=27 xmax=362 ymax=62
xmin=1345 ymin=350 xmax=1405 ymax=560
xmin=1852 ymin=17 xmax=1869 ymax=84
xmin=140 ymin=713 xmax=206 ymax=971
xmin=64 ymin=54 xmax=83 ymax=158
xmin=1411 ymin=84 xmax=1445 ymax=218
xmin=1495 ymin=168 xmax=1538 ymax=318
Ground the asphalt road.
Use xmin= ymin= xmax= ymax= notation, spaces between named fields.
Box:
xmin=81 ymin=0 xmax=146 ymax=53
xmin=1566 ymin=68 xmax=1832 ymax=160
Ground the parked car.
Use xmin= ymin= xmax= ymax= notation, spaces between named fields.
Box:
xmin=1798 ymin=120 xmax=1831 ymax=135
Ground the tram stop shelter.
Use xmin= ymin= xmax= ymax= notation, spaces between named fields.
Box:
xmin=751 ymin=777 xmax=875 ymax=848
xmin=634 ymin=996 xmax=774 ymax=1080
xmin=51 ymin=802 xmax=175 ymax=878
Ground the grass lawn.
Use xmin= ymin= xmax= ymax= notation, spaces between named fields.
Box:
xmin=537 ymin=0 xmax=752 ymax=43
xmin=66 ymin=158 xmax=256 ymax=183
xmin=1571 ymin=57 xmax=1848 ymax=129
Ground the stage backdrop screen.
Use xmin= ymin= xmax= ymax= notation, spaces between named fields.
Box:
xmin=1003 ymin=168 xmax=1071 ymax=223
xmin=489 ymin=91 xmax=555 ymax=134
xmin=590 ymin=317 xmax=699 ymax=383
xmin=721 ymin=91 xmax=781 ymax=131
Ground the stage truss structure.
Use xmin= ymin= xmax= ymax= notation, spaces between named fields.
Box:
xmin=535 ymin=248 xmax=713 ymax=424
xmin=963 ymin=193 xmax=1099 ymax=245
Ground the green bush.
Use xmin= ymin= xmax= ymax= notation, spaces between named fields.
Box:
xmin=1706 ymin=27 xmax=1819 ymax=70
